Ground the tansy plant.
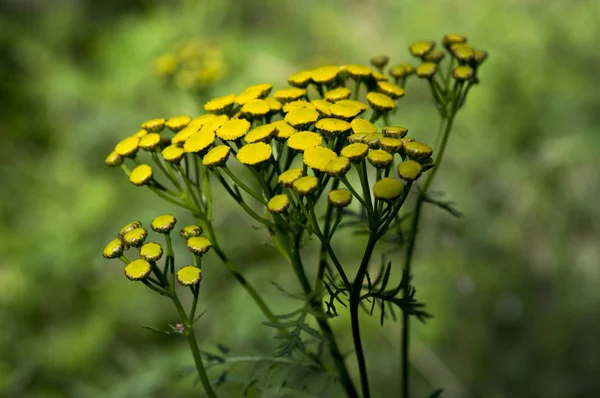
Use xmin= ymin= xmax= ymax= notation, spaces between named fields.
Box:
xmin=103 ymin=34 xmax=487 ymax=398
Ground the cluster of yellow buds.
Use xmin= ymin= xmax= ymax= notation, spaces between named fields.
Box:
xmin=154 ymin=39 xmax=225 ymax=92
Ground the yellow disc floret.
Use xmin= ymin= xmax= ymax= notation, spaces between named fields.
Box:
xmin=125 ymin=259 xmax=152 ymax=281
xmin=284 ymin=107 xmax=319 ymax=129
xmin=409 ymin=40 xmax=435 ymax=57
xmin=183 ymin=130 xmax=215 ymax=153
xmin=165 ymin=115 xmax=192 ymax=132
xmin=367 ymin=149 xmax=393 ymax=168
xmin=204 ymin=94 xmax=236 ymax=114
xmin=115 ymin=136 xmax=140 ymax=157
xmin=140 ymin=242 xmax=163 ymax=262
xmin=287 ymin=131 xmax=322 ymax=152
xmin=403 ymin=142 xmax=433 ymax=160
xmin=245 ymin=124 xmax=276 ymax=143
xmin=272 ymin=121 xmax=297 ymax=141
xmin=161 ymin=145 xmax=185 ymax=163
xmin=177 ymin=266 xmax=202 ymax=286
xmin=123 ymin=227 xmax=148 ymax=247
xmin=103 ymin=238 xmax=124 ymax=259
xmin=186 ymin=236 xmax=212 ymax=255
xmin=324 ymin=87 xmax=351 ymax=102
xmin=141 ymin=118 xmax=166 ymax=133
xmin=382 ymin=126 xmax=408 ymax=138
xmin=397 ymin=160 xmax=423 ymax=181
xmin=138 ymin=133 xmax=161 ymax=151
xmin=373 ymin=178 xmax=404 ymax=201
xmin=105 ymin=151 xmax=123 ymax=167
xmin=278 ymin=168 xmax=303 ymax=187
xmin=180 ymin=225 xmax=203 ymax=239
xmin=377 ymin=81 xmax=405 ymax=99
xmin=416 ymin=62 xmax=438 ymax=78
xmin=151 ymin=214 xmax=176 ymax=233
xmin=202 ymin=145 xmax=231 ymax=167
xmin=273 ymin=87 xmax=307 ymax=103
xmin=340 ymin=143 xmax=369 ymax=162
xmin=328 ymin=189 xmax=353 ymax=207
xmin=241 ymin=99 xmax=270 ymax=119
xmin=216 ymin=119 xmax=251 ymax=141
xmin=366 ymin=92 xmax=395 ymax=112
xmin=292 ymin=176 xmax=319 ymax=196
xmin=129 ymin=164 xmax=153 ymax=186
xmin=303 ymin=146 xmax=337 ymax=171
xmin=236 ymin=142 xmax=272 ymax=165
xmin=350 ymin=118 xmax=377 ymax=134
xmin=316 ymin=118 xmax=352 ymax=136
xmin=324 ymin=156 xmax=351 ymax=177
xmin=267 ymin=194 xmax=290 ymax=214
xmin=288 ymin=70 xmax=313 ymax=88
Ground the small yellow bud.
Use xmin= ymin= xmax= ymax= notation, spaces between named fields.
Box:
xmin=329 ymin=102 xmax=364 ymax=120
xmin=347 ymin=133 xmax=367 ymax=144
xmin=452 ymin=65 xmax=475 ymax=81
xmin=141 ymin=118 xmax=166 ymax=133
xmin=388 ymin=64 xmax=415 ymax=79
xmin=367 ymin=149 xmax=393 ymax=168
xmin=397 ymin=160 xmax=423 ymax=181
xmin=473 ymin=49 xmax=488 ymax=66
xmin=273 ymin=87 xmax=307 ymax=103
xmin=382 ymin=126 xmax=408 ymax=138
xmin=324 ymin=157 xmax=351 ymax=177
xmin=288 ymin=70 xmax=313 ymax=88
xmin=180 ymin=225 xmax=203 ymax=239
xmin=119 ymin=221 xmax=141 ymax=238
xmin=278 ymin=168 xmax=303 ymax=187
xmin=204 ymin=94 xmax=236 ymax=114
xmin=416 ymin=62 xmax=438 ymax=79
xmin=131 ymin=129 xmax=148 ymax=139
xmin=379 ymin=137 xmax=403 ymax=153
xmin=165 ymin=116 xmax=192 ymax=132
xmin=282 ymin=100 xmax=314 ymax=114
xmin=346 ymin=64 xmax=373 ymax=80
xmin=236 ymin=142 xmax=272 ymax=166
xmin=340 ymin=143 xmax=369 ymax=162
xmin=186 ymin=236 xmax=212 ymax=255
xmin=451 ymin=44 xmax=475 ymax=63
xmin=105 ymin=151 xmax=123 ymax=167
xmin=138 ymin=133 xmax=161 ymax=151
xmin=443 ymin=33 xmax=467 ymax=49
xmin=292 ymin=176 xmax=319 ymax=196
xmin=370 ymin=55 xmax=390 ymax=70
xmin=363 ymin=133 xmax=384 ymax=148
xmin=284 ymin=107 xmax=319 ymax=130
xmin=350 ymin=118 xmax=377 ymax=135
xmin=266 ymin=97 xmax=283 ymax=113
xmin=129 ymin=164 xmax=153 ymax=186
xmin=403 ymin=142 xmax=433 ymax=160
xmin=409 ymin=41 xmax=435 ymax=57
xmin=103 ymin=238 xmax=124 ymax=259
xmin=267 ymin=194 xmax=290 ymax=214
xmin=241 ymin=99 xmax=270 ymax=119
xmin=324 ymin=87 xmax=352 ymax=103
xmin=376 ymin=81 xmax=405 ymax=99
xmin=202 ymin=145 xmax=231 ymax=167
xmin=184 ymin=130 xmax=215 ymax=153
xmin=366 ymin=92 xmax=395 ymax=112
xmin=328 ymin=189 xmax=353 ymax=207
xmin=125 ymin=259 xmax=152 ymax=281
xmin=303 ymin=146 xmax=337 ymax=171
xmin=140 ymin=242 xmax=164 ymax=262
xmin=151 ymin=214 xmax=176 ymax=234
xmin=287 ymin=131 xmax=322 ymax=152
xmin=316 ymin=118 xmax=352 ymax=136
xmin=310 ymin=65 xmax=341 ymax=85
xmin=161 ymin=145 xmax=185 ymax=163
xmin=123 ymin=227 xmax=148 ymax=248
xmin=311 ymin=99 xmax=332 ymax=117
xmin=272 ymin=121 xmax=297 ymax=141
xmin=246 ymin=124 xmax=276 ymax=144
xmin=177 ymin=265 xmax=202 ymax=286
xmin=423 ymin=50 xmax=445 ymax=64
xmin=115 ymin=136 xmax=140 ymax=158
xmin=216 ymin=119 xmax=251 ymax=141
xmin=373 ymin=178 xmax=404 ymax=201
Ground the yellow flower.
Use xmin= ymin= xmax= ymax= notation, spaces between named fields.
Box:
xmin=388 ymin=64 xmax=415 ymax=79
xmin=315 ymin=118 xmax=352 ymax=136
xmin=340 ymin=143 xmax=369 ymax=162
xmin=292 ymin=176 xmax=319 ymax=196
xmin=311 ymin=99 xmax=332 ymax=116
xmin=140 ymin=242 xmax=163 ymax=262
xmin=105 ymin=151 xmax=123 ymax=167
xmin=204 ymin=94 xmax=236 ymax=114
xmin=241 ymin=99 xmax=270 ymax=119
xmin=324 ymin=87 xmax=351 ymax=102
xmin=379 ymin=137 xmax=403 ymax=153
xmin=377 ymin=81 xmax=405 ymax=99
xmin=188 ymin=114 xmax=218 ymax=130
xmin=338 ymin=99 xmax=368 ymax=112
xmin=273 ymin=87 xmax=307 ymax=103
xmin=370 ymin=55 xmax=390 ymax=70
xmin=162 ymin=145 xmax=185 ymax=163
xmin=424 ymin=50 xmax=445 ymax=64
xmin=363 ymin=132 xmax=384 ymax=148
xmin=267 ymin=194 xmax=290 ymax=214
xmin=216 ymin=119 xmax=251 ymax=141
xmin=187 ymin=236 xmax=212 ymax=255
xmin=346 ymin=64 xmax=373 ymax=80
xmin=235 ymin=87 xmax=265 ymax=106
xmin=125 ymin=259 xmax=152 ymax=281
xmin=199 ymin=115 xmax=229 ymax=133
xmin=183 ymin=130 xmax=216 ymax=153
xmin=329 ymin=102 xmax=364 ymax=120
xmin=129 ymin=164 xmax=153 ymax=186
xmin=278 ymin=168 xmax=303 ymax=187
xmin=303 ymin=146 xmax=337 ymax=171
xmin=409 ymin=40 xmax=435 ymax=57
xmin=272 ymin=120 xmax=297 ymax=141
xmin=151 ymin=214 xmax=176 ymax=233
xmin=141 ymin=118 xmax=166 ymax=133
xmin=266 ymin=97 xmax=283 ymax=113
xmin=282 ymin=100 xmax=314 ymax=114
xmin=172 ymin=126 xmax=199 ymax=146
xmin=347 ymin=133 xmax=367 ymax=144
xmin=244 ymin=83 xmax=273 ymax=97
xmin=367 ymin=149 xmax=393 ymax=168
xmin=180 ymin=225 xmax=203 ymax=239
xmin=284 ymin=107 xmax=319 ymax=129
xmin=443 ymin=33 xmax=467 ymax=49
xmin=177 ymin=265 xmax=202 ymax=286
xmin=131 ymin=129 xmax=148 ymax=139
xmin=350 ymin=118 xmax=377 ymax=134
xmin=245 ymin=124 xmax=276 ymax=143
xmin=236 ymin=142 xmax=272 ymax=165
xmin=165 ymin=115 xmax=192 ymax=132
xmin=397 ymin=160 xmax=423 ymax=181
xmin=324 ymin=156 xmax=351 ymax=177
xmin=115 ymin=136 xmax=140 ymax=157
xmin=372 ymin=71 xmax=389 ymax=82
xmin=382 ymin=126 xmax=408 ymax=138
xmin=123 ymin=227 xmax=148 ymax=247
xmin=203 ymin=145 xmax=231 ymax=167
xmin=451 ymin=43 xmax=474 ymax=63
xmin=103 ymin=238 xmax=124 ymax=259
xmin=403 ymin=142 xmax=433 ymax=160
xmin=119 ymin=221 xmax=142 ymax=238
xmin=328 ymin=189 xmax=353 ymax=207
xmin=287 ymin=131 xmax=322 ymax=152
xmin=416 ymin=62 xmax=438 ymax=78
xmin=288 ymin=70 xmax=313 ymax=88
xmin=452 ymin=65 xmax=474 ymax=81
xmin=366 ymin=92 xmax=395 ymax=112
xmin=373 ymin=178 xmax=404 ymax=201
xmin=310 ymin=65 xmax=340 ymax=85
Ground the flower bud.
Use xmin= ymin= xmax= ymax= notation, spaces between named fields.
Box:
xmin=141 ymin=118 xmax=166 ymax=133
xmin=186 ymin=236 xmax=212 ymax=255
xmin=452 ymin=65 xmax=475 ymax=81
xmin=370 ymin=55 xmax=390 ymax=70
xmin=140 ymin=242 xmax=164 ymax=262
xmin=151 ymin=214 xmax=177 ymax=234
xmin=138 ymin=133 xmax=161 ymax=151
xmin=202 ymin=145 xmax=231 ymax=167
xmin=324 ymin=157 xmax=351 ymax=177
xmin=123 ymin=227 xmax=148 ymax=248
xmin=177 ymin=265 xmax=202 ymax=286
xmin=382 ymin=126 xmax=408 ymax=138
xmin=366 ymin=92 xmax=395 ymax=112
xmin=125 ymin=259 xmax=152 ymax=281
xmin=104 ymin=151 xmax=123 ymax=167
xmin=278 ymin=168 xmax=303 ymax=187
xmin=373 ymin=178 xmax=404 ymax=201
xmin=423 ymin=50 xmax=445 ymax=64
xmin=403 ymin=142 xmax=433 ymax=161
xmin=324 ymin=87 xmax=351 ymax=103
xmin=397 ymin=160 xmax=423 ymax=181
xmin=367 ymin=149 xmax=393 ymax=168
xmin=115 ymin=136 xmax=140 ymax=158
xmin=162 ymin=145 xmax=185 ymax=163
xmin=340 ymin=143 xmax=369 ymax=162
xmin=328 ymin=189 xmax=353 ymax=207
xmin=165 ymin=115 xmax=192 ymax=132
xmin=180 ymin=225 xmax=203 ymax=239
xmin=267 ymin=194 xmax=290 ymax=214
xmin=416 ymin=62 xmax=437 ymax=79
xmin=409 ymin=41 xmax=435 ymax=57
xmin=379 ymin=137 xmax=403 ymax=153
xmin=292 ymin=176 xmax=319 ymax=196
xmin=388 ymin=64 xmax=414 ymax=79
xmin=129 ymin=164 xmax=153 ymax=186
xmin=443 ymin=33 xmax=467 ymax=49
xmin=103 ymin=238 xmax=124 ymax=259
xmin=119 ymin=221 xmax=142 ymax=238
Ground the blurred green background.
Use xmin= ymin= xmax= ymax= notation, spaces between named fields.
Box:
xmin=1 ymin=0 xmax=600 ymax=397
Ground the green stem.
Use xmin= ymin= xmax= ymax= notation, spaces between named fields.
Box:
xmin=221 ymin=167 xmax=267 ymax=205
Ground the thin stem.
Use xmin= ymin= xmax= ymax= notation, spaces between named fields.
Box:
xmin=221 ymin=167 xmax=267 ymax=205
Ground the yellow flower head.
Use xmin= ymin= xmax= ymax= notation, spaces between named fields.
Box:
xmin=129 ymin=164 xmax=153 ymax=186
xmin=199 ymin=114 xmax=229 ymax=133
xmin=288 ymin=70 xmax=313 ymax=88
xmin=397 ymin=160 xmax=423 ymax=181
xmin=189 ymin=114 xmax=218 ymax=130
xmin=316 ymin=118 xmax=352 ymax=136
xmin=284 ymin=107 xmax=319 ymax=129
xmin=403 ymin=142 xmax=433 ymax=160
xmin=165 ymin=115 xmax=192 ymax=132
xmin=187 ymin=236 xmax=212 ymax=255
xmin=416 ymin=62 xmax=438 ymax=78
xmin=245 ymin=124 xmax=276 ymax=144
xmin=216 ymin=119 xmax=251 ymax=141
xmin=119 ymin=221 xmax=142 ymax=238
xmin=311 ymin=99 xmax=332 ymax=116
xmin=105 ymin=151 xmax=123 ymax=167
xmin=278 ymin=168 xmax=303 ymax=187
xmin=379 ymin=137 xmax=403 ymax=153
xmin=388 ymin=64 xmax=415 ymax=78
xmin=377 ymin=81 xmax=405 ymax=99
xmin=451 ymin=43 xmax=475 ymax=63
xmin=347 ymin=133 xmax=367 ymax=144
xmin=203 ymin=145 xmax=231 ymax=167
xmin=123 ymin=227 xmax=148 ymax=248
xmin=241 ymin=99 xmax=270 ymax=119
xmin=172 ymin=125 xmax=200 ymax=146
xmin=140 ymin=242 xmax=163 ymax=262
xmin=424 ymin=49 xmax=446 ymax=64
xmin=287 ymin=131 xmax=322 ymax=152
xmin=162 ymin=145 xmax=185 ymax=163
xmin=183 ymin=130 xmax=215 ymax=153
xmin=236 ymin=142 xmax=272 ymax=165
xmin=131 ymin=129 xmax=148 ymax=139
xmin=272 ymin=120 xmax=297 ymax=141
xmin=474 ymin=49 xmax=489 ymax=65
xmin=329 ymin=102 xmax=364 ymax=120
xmin=372 ymin=71 xmax=389 ymax=82
xmin=303 ymin=146 xmax=337 ymax=171
xmin=373 ymin=178 xmax=404 ymax=201
xmin=282 ymin=100 xmax=315 ymax=114
xmin=366 ymin=92 xmax=395 ymax=112
xmin=324 ymin=156 xmax=351 ymax=177
xmin=370 ymin=55 xmax=390 ymax=70
xmin=310 ymin=65 xmax=340 ymax=85
xmin=292 ymin=176 xmax=319 ymax=196
xmin=244 ymin=83 xmax=273 ymax=97
xmin=151 ymin=214 xmax=177 ymax=233
xmin=350 ymin=118 xmax=377 ymax=134
xmin=180 ymin=225 xmax=203 ymax=239
xmin=273 ymin=87 xmax=307 ymax=103
xmin=346 ymin=64 xmax=373 ymax=80
xmin=267 ymin=194 xmax=290 ymax=214
xmin=204 ymin=94 xmax=236 ymax=114
xmin=266 ymin=97 xmax=283 ymax=113
xmin=235 ymin=87 xmax=265 ymax=106
xmin=103 ymin=238 xmax=124 ymax=259
xmin=443 ymin=33 xmax=467 ymax=49
xmin=340 ymin=143 xmax=369 ymax=162
xmin=363 ymin=132 xmax=384 ymax=148
xmin=452 ymin=65 xmax=474 ymax=81
xmin=328 ymin=189 xmax=353 ymax=207
xmin=338 ymin=99 xmax=368 ymax=112
xmin=367 ymin=149 xmax=393 ymax=168
xmin=141 ymin=118 xmax=166 ymax=133
xmin=177 ymin=266 xmax=202 ymax=286
xmin=324 ymin=87 xmax=351 ymax=102
xmin=409 ymin=41 xmax=435 ymax=57
xmin=125 ymin=259 xmax=152 ymax=281
xmin=115 ymin=136 xmax=140 ymax=157
xmin=382 ymin=126 xmax=408 ymax=138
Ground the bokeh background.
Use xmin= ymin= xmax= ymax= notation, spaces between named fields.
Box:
xmin=1 ymin=0 xmax=600 ymax=397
